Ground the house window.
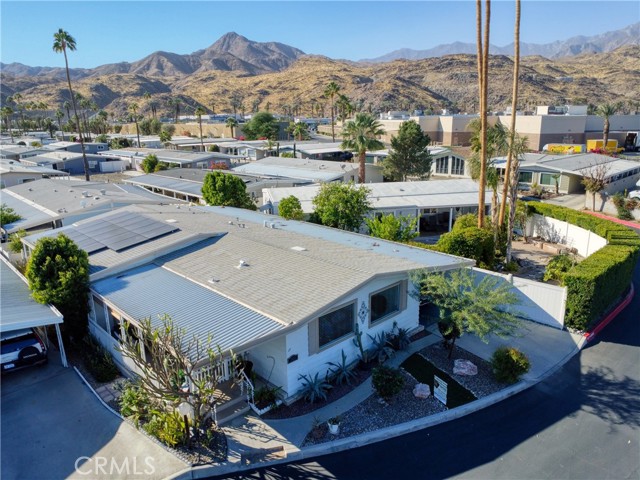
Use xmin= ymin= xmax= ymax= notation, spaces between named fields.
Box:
xmin=435 ymin=157 xmax=448 ymax=174
xmin=451 ymin=157 xmax=465 ymax=176
xmin=91 ymin=296 xmax=108 ymax=332
xmin=318 ymin=302 xmax=355 ymax=349
xmin=370 ymin=283 xmax=402 ymax=324
xmin=539 ymin=173 xmax=556 ymax=185
xmin=518 ymin=171 xmax=533 ymax=183
xmin=108 ymin=308 xmax=123 ymax=341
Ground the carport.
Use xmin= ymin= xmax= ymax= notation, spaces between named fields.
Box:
xmin=1 ymin=256 xmax=67 ymax=367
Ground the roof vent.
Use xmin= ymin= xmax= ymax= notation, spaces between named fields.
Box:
xmin=208 ymin=277 xmax=219 ymax=284
xmin=81 ymin=190 xmax=89 ymax=197
xmin=166 ymin=219 xmax=177 ymax=223
xmin=100 ymin=189 xmax=106 ymax=195
xmin=291 ymin=246 xmax=307 ymax=252
xmin=237 ymin=259 xmax=249 ymax=269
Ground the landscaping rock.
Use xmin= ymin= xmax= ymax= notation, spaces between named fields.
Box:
xmin=453 ymin=359 xmax=478 ymax=376
xmin=413 ymin=383 xmax=431 ymax=399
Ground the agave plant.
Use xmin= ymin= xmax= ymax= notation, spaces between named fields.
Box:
xmin=327 ymin=350 xmax=357 ymax=386
xmin=368 ymin=331 xmax=395 ymax=364
xmin=298 ymin=372 xmax=332 ymax=403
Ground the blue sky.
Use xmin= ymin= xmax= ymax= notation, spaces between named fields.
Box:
xmin=1 ymin=1 xmax=636 ymax=68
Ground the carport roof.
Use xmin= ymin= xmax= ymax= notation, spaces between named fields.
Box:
xmin=0 ymin=257 xmax=63 ymax=332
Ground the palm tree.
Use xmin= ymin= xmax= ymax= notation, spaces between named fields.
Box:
xmin=324 ymin=82 xmax=341 ymax=142
xmin=143 ymin=91 xmax=156 ymax=119
xmin=595 ymin=103 xmax=621 ymax=151
xmin=53 ymin=29 xmax=90 ymax=180
xmin=341 ymin=112 xmax=385 ymax=184
xmin=292 ymin=122 xmax=310 ymax=141
xmin=475 ymin=0 xmax=491 ymax=228
xmin=168 ymin=97 xmax=181 ymax=124
xmin=225 ymin=117 xmax=238 ymax=138
xmin=499 ymin=0 xmax=521 ymax=228
xmin=194 ymin=106 xmax=206 ymax=151
xmin=63 ymin=100 xmax=71 ymax=122
xmin=505 ymin=133 xmax=528 ymax=263
xmin=1 ymin=106 xmax=14 ymax=141
xmin=128 ymin=102 xmax=141 ymax=148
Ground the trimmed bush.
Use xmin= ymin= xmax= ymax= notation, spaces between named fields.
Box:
xmin=543 ymin=253 xmax=577 ymax=283
xmin=528 ymin=203 xmax=639 ymax=329
xmin=491 ymin=346 xmax=530 ymax=384
xmin=372 ymin=365 xmax=405 ymax=401
xmin=437 ymin=226 xmax=495 ymax=268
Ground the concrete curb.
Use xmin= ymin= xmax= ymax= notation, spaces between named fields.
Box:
xmin=583 ymin=283 xmax=635 ymax=343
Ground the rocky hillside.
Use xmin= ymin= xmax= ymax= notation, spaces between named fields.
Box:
xmin=2 ymin=42 xmax=638 ymax=120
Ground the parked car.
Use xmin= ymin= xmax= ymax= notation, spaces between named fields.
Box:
xmin=1 ymin=328 xmax=48 ymax=373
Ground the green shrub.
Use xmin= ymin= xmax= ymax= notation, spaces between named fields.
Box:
xmin=372 ymin=365 xmax=405 ymax=401
xmin=8 ymin=230 xmax=26 ymax=253
xmin=82 ymin=335 xmax=120 ymax=382
xmin=529 ymin=203 xmax=639 ymax=329
xmin=491 ymin=346 xmax=530 ymax=384
xmin=543 ymin=253 xmax=577 ymax=282
xmin=437 ymin=226 xmax=495 ymax=268
xmin=452 ymin=214 xmax=480 ymax=231
xmin=253 ymin=385 xmax=282 ymax=409
xmin=143 ymin=410 xmax=187 ymax=447
xmin=119 ymin=380 xmax=151 ymax=427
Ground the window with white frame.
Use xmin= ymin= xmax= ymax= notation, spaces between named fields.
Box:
xmin=519 ymin=171 xmax=533 ymax=183
xmin=370 ymin=283 xmax=402 ymax=324
xmin=436 ymin=157 xmax=448 ymax=174
xmin=451 ymin=157 xmax=465 ymax=176
xmin=91 ymin=296 xmax=108 ymax=332
xmin=539 ymin=173 xmax=556 ymax=185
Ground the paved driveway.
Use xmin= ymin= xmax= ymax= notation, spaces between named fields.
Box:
xmin=1 ymin=356 xmax=186 ymax=479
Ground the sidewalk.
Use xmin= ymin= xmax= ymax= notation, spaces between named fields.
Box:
xmin=172 ymin=320 xmax=584 ymax=479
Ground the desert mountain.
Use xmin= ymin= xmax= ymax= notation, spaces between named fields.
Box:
xmin=4 ymin=44 xmax=638 ymax=121
xmin=361 ymin=22 xmax=639 ymax=62
xmin=0 ymin=32 xmax=305 ymax=81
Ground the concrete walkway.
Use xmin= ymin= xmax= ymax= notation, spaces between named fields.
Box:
xmin=174 ymin=320 xmax=584 ymax=479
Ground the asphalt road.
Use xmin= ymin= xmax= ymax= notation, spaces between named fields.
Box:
xmin=221 ymin=246 xmax=640 ymax=479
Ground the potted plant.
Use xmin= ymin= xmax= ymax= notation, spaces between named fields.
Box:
xmin=327 ymin=416 xmax=341 ymax=435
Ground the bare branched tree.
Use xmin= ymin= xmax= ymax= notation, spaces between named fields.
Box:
xmin=117 ymin=314 xmax=236 ymax=437
xmin=581 ymin=163 xmax=611 ymax=211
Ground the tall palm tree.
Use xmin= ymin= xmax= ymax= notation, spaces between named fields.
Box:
xmin=324 ymin=82 xmax=341 ymax=142
xmin=194 ymin=106 xmax=206 ymax=151
xmin=168 ymin=97 xmax=181 ymax=124
xmin=475 ymin=0 xmax=491 ymax=227
xmin=1 ymin=106 xmax=14 ymax=141
xmin=53 ymin=28 xmax=90 ymax=180
xmin=225 ymin=117 xmax=238 ymax=138
xmin=341 ymin=112 xmax=385 ymax=184
xmin=499 ymin=0 xmax=521 ymax=228
xmin=62 ymin=100 xmax=71 ymax=122
xmin=595 ymin=103 xmax=621 ymax=151
xmin=293 ymin=122 xmax=310 ymax=141
xmin=505 ymin=134 xmax=529 ymax=263
xmin=128 ymin=102 xmax=141 ymax=148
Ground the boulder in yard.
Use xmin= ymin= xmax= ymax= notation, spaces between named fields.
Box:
xmin=413 ymin=383 xmax=431 ymax=399
xmin=454 ymin=359 xmax=478 ymax=376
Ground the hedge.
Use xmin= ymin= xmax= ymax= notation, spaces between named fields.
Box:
xmin=528 ymin=203 xmax=639 ymax=329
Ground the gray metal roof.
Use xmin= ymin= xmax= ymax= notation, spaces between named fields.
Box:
xmin=232 ymin=157 xmax=355 ymax=182
xmin=124 ymin=174 xmax=205 ymax=197
xmin=264 ymin=179 xmax=491 ymax=213
xmin=0 ymin=257 xmax=63 ymax=332
xmin=92 ymin=263 xmax=284 ymax=353
xmin=101 ymin=148 xmax=226 ymax=164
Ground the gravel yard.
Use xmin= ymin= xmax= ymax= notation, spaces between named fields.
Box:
xmin=303 ymin=342 xmax=506 ymax=446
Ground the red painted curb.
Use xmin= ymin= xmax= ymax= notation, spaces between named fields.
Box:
xmin=583 ymin=283 xmax=635 ymax=342
xmin=582 ymin=210 xmax=640 ymax=228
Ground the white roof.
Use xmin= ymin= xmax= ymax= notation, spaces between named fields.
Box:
xmin=232 ymin=156 xmax=356 ymax=182
xmin=264 ymin=179 xmax=491 ymax=213
xmin=0 ymin=257 xmax=63 ymax=332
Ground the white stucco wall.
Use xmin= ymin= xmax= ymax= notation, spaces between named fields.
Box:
xmin=528 ymin=214 xmax=607 ymax=257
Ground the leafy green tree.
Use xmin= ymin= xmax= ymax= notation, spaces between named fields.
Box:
xmin=95 ymin=133 xmax=108 ymax=143
xmin=324 ymin=82 xmax=341 ymax=141
xmin=1 ymin=106 xmax=14 ymax=140
xmin=365 ymin=213 xmax=418 ymax=242
xmin=139 ymin=117 xmax=162 ymax=136
xmin=141 ymin=154 xmax=159 ymax=173
xmin=53 ymin=29 xmax=90 ymax=180
xmin=0 ymin=203 xmax=22 ymax=227
xmin=110 ymin=137 xmax=131 ymax=149
xmin=26 ymin=234 xmax=90 ymax=340
xmin=159 ymin=130 xmax=172 ymax=143
xmin=384 ymin=120 xmax=432 ymax=181
xmin=582 ymin=163 xmax=610 ymax=211
xmin=201 ymin=171 xmax=256 ymax=210
xmin=312 ymin=182 xmax=371 ymax=231
xmin=292 ymin=122 xmax=310 ymax=141
xmin=278 ymin=195 xmax=304 ymax=220
xmin=341 ymin=113 xmax=385 ymax=184
xmin=194 ymin=106 xmax=206 ymax=151
xmin=416 ymin=267 xmax=521 ymax=358
xmin=242 ymin=112 xmax=278 ymax=140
